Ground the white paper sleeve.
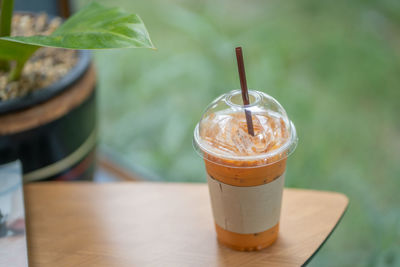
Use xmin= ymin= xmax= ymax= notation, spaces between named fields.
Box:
xmin=207 ymin=174 xmax=284 ymax=234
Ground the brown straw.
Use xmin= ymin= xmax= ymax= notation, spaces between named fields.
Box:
xmin=235 ymin=47 xmax=255 ymax=136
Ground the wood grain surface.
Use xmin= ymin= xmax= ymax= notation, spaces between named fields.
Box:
xmin=24 ymin=183 xmax=348 ymax=267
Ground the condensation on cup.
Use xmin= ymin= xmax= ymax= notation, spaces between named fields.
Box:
xmin=193 ymin=89 xmax=298 ymax=251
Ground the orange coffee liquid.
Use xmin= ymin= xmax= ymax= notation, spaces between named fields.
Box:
xmin=200 ymin=112 xmax=289 ymax=251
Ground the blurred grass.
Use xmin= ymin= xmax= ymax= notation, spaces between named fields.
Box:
xmin=77 ymin=0 xmax=400 ymax=265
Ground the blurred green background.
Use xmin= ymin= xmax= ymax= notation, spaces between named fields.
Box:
xmin=77 ymin=0 xmax=399 ymax=266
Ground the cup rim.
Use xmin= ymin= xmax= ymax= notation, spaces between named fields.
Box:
xmin=193 ymin=120 xmax=298 ymax=168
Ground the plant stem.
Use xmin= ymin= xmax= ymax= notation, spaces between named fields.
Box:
xmin=0 ymin=0 xmax=14 ymax=36
xmin=0 ymin=60 xmax=9 ymax=72
xmin=7 ymin=45 xmax=38 ymax=81
xmin=8 ymin=60 xmax=24 ymax=81
xmin=0 ymin=0 xmax=14 ymax=71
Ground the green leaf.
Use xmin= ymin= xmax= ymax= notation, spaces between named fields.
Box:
xmin=0 ymin=2 xmax=154 ymax=49
xmin=0 ymin=40 xmax=38 ymax=61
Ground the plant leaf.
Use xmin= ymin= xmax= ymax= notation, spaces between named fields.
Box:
xmin=0 ymin=2 xmax=154 ymax=49
xmin=0 ymin=39 xmax=38 ymax=62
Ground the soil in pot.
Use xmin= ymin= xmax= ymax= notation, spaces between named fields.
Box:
xmin=0 ymin=13 xmax=78 ymax=100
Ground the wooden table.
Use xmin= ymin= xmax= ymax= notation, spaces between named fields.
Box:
xmin=24 ymin=183 xmax=348 ymax=267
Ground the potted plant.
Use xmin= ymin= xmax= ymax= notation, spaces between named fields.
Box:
xmin=0 ymin=1 xmax=154 ymax=182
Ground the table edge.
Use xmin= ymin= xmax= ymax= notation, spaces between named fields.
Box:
xmin=301 ymin=198 xmax=349 ymax=266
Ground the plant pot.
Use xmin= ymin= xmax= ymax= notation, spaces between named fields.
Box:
xmin=0 ymin=50 xmax=97 ymax=182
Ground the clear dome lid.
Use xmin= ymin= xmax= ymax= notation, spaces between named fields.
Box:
xmin=193 ymin=89 xmax=297 ymax=167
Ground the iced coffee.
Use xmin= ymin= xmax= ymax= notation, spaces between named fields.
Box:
xmin=193 ymin=89 xmax=297 ymax=251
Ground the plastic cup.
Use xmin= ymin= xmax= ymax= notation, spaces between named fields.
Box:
xmin=193 ymin=89 xmax=297 ymax=251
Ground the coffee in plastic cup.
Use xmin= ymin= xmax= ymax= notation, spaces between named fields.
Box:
xmin=193 ymin=89 xmax=297 ymax=251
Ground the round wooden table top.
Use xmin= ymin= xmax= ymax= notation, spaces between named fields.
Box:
xmin=24 ymin=182 xmax=348 ymax=267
